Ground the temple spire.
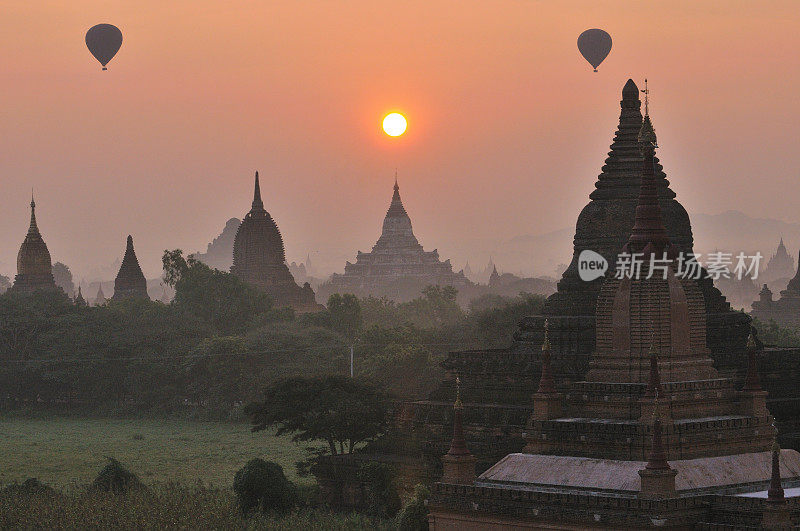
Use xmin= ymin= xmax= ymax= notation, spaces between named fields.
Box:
xmin=385 ymin=173 xmax=408 ymax=218
xmin=447 ymin=377 xmax=470 ymax=456
xmin=645 ymin=395 xmax=671 ymax=471
xmin=28 ymin=191 xmax=39 ymax=235
xmin=645 ymin=339 xmax=662 ymax=398
xmin=441 ymin=376 xmax=476 ymax=484
xmin=743 ymin=329 xmax=763 ymax=392
xmin=537 ymin=320 xmax=557 ymax=394
xmin=623 ymin=98 xmax=672 ymax=257
xmin=252 ymin=171 xmax=264 ymax=211
xmin=768 ymin=437 xmax=785 ymax=501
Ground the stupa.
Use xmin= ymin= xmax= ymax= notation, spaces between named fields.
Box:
xmin=762 ymin=238 xmax=795 ymax=284
xmin=11 ymin=194 xmax=57 ymax=293
xmin=230 ymin=172 xmax=319 ymax=311
xmin=74 ymin=286 xmax=87 ymax=307
xmin=323 ymin=177 xmax=468 ymax=302
xmin=112 ymin=236 xmax=149 ymax=300
xmin=93 ymin=284 xmax=106 ymax=306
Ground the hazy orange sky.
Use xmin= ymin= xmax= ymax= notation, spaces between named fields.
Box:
xmin=1 ymin=1 xmax=798 ymax=280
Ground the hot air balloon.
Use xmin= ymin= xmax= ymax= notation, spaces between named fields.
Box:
xmin=85 ymin=24 xmax=123 ymax=70
xmin=577 ymin=29 xmax=612 ymax=72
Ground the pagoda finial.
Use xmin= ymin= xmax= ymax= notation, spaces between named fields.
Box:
xmin=645 ymin=392 xmax=671 ymax=470
xmin=641 ymin=78 xmax=650 ymax=116
xmin=394 ymin=168 xmax=398 ymax=190
xmin=537 ymin=320 xmax=557 ymax=394
xmin=126 ymin=235 xmax=134 ymax=250
xmin=447 ymin=376 xmax=470 ymax=456
xmin=645 ymin=332 xmax=662 ymax=398
xmin=768 ymin=435 xmax=785 ymax=501
xmin=28 ymin=190 xmax=39 ymax=235
xmin=623 ymin=98 xmax=671 ymax=257
xmin=252 ymin=171 xmax=264 ymax=211
xmin=743 ymin=328 xmax=763 ymax=392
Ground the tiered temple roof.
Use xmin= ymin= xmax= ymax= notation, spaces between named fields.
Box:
xmin=325 ymin=177 xmax=467 ymax=301
xmin=112 ymin=236 xmax=149 ymax=300
xmin=11 ymin=195 xmax=57 ymax=293
xmin=230 ymin=172 xmax=319 ymax=311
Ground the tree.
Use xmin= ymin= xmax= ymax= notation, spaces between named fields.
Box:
xmin=0 ymin=274 xmax=10 ymax=294
xmin=51 ymin=262 xmax=75 ymax=296
xmin=162 ymin=250 xmax=284 ymax=335
xmin=245 ymin=376 xmax=391 ymax=456
xmin=0 ymin=290 xmax=75 ymax=362
xmin=233 ymin=459 xmax=297 ymax=515
xmin=326 ymin=293 xmax=362 ymax=341
xmin=182 ymin=336 xmax=248 ymax=407
xmin=468 ymin=292 xmax=546 ymax=346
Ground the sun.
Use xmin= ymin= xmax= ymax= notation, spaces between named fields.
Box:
xmin=382 ymin=113 xmax=407 ymax=137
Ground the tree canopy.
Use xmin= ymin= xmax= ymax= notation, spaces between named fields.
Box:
xmin=245 ymin=375 xmax=391 ymax=456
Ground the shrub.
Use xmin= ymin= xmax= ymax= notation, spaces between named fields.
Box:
xmin=357 ymin=462 xmax=401 ymax=518
xmin=396 ymin=483 xmax=430 ymax=530
xmin=91 ymin=457 xmax=145 ymax=494
xmin=233 ymin=458 xmax=297 ymax=515
xmin=2 ymin=478 xmax=57 ymax=497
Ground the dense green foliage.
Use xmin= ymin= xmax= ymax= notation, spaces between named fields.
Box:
xmin=246 ymin=376 xmax=391 ymax=457
xmin=233 ymin=459 xmax=297 ymax=515
xmin=91 ymin=457 xmax=145 ymax=494
xmin=357 ymin=462 xmax=402 ymax=519
xmin=751 ymin=317 xmax=800 ymax=347
xmin=0 ymin=247 xmax=545 ymax=416
xmin=396 ymin=483 xmax=430 ymax=531
xmin=0 ymin=483 xmax=392 ymax=530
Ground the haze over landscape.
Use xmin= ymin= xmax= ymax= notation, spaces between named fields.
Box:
xmin=1 ymin=1 xmax=798 ymax=281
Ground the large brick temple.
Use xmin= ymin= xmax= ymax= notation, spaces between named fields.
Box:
xmin=10 ymin=195 xmax=57 ymax=293
xmin=230 ymin=172 xmax=320 ymax=312
xmin=427 ymin=109 xmax=800 ymax=529
xmin=322 ymin=177 xmax=468 ymax=303
xmin=313 ymin=79 xmax=800 ymax=515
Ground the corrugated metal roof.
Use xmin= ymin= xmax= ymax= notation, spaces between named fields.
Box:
xmin=477 ymin=450 xmax=800 ymax=494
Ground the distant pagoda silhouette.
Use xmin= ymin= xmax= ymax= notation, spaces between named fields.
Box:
xmin=761 ymin=238 xmax=795 ymax=283
xmin=325 ymin=176 xmax=468 ymax=302
xmin=11 ymin=194 xmax=57 ymax=293
xmin=230 ymin=171 xmax=319 ymax=311
xmin=112 ymin=236 xmax=149 ymax=300
xmin=752 ymin=250 xmax=800 ymax=328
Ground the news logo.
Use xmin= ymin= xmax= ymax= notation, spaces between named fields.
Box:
xmin=578 ymin=250 xmax=608 ymax=281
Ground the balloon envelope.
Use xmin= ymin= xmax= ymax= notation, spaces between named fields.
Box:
xmin=86 ymin=24 xmax=123 ymax=70
xmin=577 ymin=29 xmax=612 ymax=72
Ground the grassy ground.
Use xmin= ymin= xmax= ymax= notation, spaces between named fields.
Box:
xmin=0 ymin=417 xmax=314 ymax=488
